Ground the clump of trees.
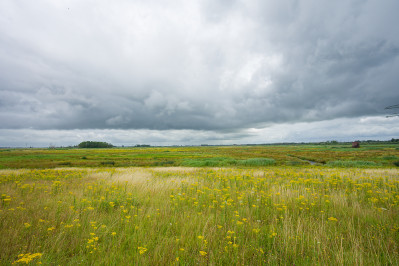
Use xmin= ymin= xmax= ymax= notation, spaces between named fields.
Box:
xmin=135 ymin=144 xmax=151 ymax=147
xmin=78 ymin=141 xmax=114 ymax=148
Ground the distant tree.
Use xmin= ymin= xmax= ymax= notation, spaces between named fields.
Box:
xmin=78 ymin=141 xmax=113 ymax=148
xmin=325 ymin=140 xmax=338 ymax=145
xmin=135 ymin=144 xmax=151 ymax=147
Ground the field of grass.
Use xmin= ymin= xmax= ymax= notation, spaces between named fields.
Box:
xmin=0 ymin=143 xmax=399 ymax=169
xmin=1 ymin=145 xmax=399 ymax=264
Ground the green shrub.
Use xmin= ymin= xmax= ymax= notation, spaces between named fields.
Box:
xmin=393 ymin=161 xmax=399 ymax=167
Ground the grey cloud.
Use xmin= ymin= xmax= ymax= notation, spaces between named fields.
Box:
xmin=0 ymin=0 xmax=398 ymax=136
xmin=1 ymin=116 xmax=398 ymax=147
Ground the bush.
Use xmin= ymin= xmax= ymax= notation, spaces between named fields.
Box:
xmin=393 ymin=161 xmax=399 ymax=167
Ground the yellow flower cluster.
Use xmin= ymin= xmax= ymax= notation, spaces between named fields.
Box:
xmin=13 ymin=253 xmax=42 ymax=264
xmin=138 ymin=246 xmax=148 ymax=254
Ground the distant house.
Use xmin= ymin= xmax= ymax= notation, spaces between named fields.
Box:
xmin=352 ymin=141 xmax=360 ymax=148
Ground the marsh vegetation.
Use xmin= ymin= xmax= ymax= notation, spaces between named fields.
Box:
xmin=0 ymin=144 xmax=398 ymax=264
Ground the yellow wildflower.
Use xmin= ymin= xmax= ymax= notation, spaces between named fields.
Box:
xmin=199 ymin=251 xmax=207 ymax=256
xmin=138 ymin=247 xmax=148 ymax=254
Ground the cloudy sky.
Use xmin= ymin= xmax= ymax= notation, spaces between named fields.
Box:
xmin=1 ymin=0 xmax=398 ymax=147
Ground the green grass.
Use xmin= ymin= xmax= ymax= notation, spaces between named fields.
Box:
xmin=382 ymin=155 xmax=399 ymax=160
xmin=326 ymin=160 xmax=380 ymax=167
xmin=180 ymin=157 xmax=276 ymax=167
xmin=181 ymin=157 xmax=238 ymax=167
xmin=1 ymin=143 xmax=398 ymax=168
xmin=238 ymin=157 xmax=276 ymax=166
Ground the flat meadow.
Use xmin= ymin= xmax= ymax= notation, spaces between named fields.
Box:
xmin=0 ymin=144 xmax=398 ymax=265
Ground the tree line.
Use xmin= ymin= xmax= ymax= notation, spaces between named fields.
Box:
xmin=78 ymin=141 xmax=114 ymax=148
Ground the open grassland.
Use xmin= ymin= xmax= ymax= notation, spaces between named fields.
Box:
xmin=0 ymin=143 xmax=399 ymax=169
xmin=1 ymin=167 xmax=398 ymax=265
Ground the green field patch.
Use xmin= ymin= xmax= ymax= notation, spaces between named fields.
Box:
xmin=286 ymin=161 xmax=306 ymax=166
xmin=58 ymin=162 xmax=72 ymax=166
xmin=100 ymin=161 xmax=116 ymax=166
xmin=151 ymin=160 xmax=175 ymax=166
xmin=381 ymin=155 xmax=398 ymax=160
xmin=329 ymin=147 xmax=365 ymax=151
xmin=0 ymin=154 xmax=68 ymax=162
xmin=180 ymin=157 xmax=276 ymax=167
xmin=238 ymin=157 xmax=276 ymax=166
xmin=181 ymin=157 xmax=238 ymax=167
xmin=326 ymin=160 xmax=380 ymax=167
xmin=363 ymin=146 xmax=386 ymax=151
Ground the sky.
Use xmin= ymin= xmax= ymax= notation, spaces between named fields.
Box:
xmin=0 ymin=0 xmax=399 ymax=147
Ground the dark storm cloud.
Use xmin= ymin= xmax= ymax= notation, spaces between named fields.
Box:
xmin=0 ymin=0 xmax=398 ymax=132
